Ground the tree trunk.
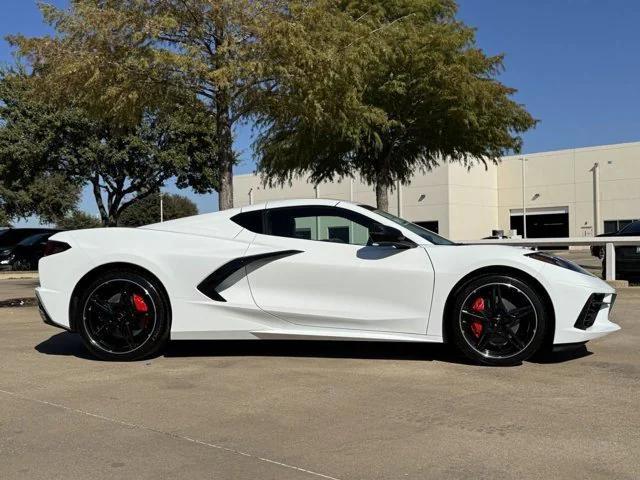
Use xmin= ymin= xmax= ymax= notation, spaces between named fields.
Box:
xmin=216 ymin=90 xmax=234 ymax=211
xmin=91 ymin=176 xmax=110 ymax=227
xmin=375 ymin=181 xmax=389 ymax=212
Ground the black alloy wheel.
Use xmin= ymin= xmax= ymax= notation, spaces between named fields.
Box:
xmin=76 ymin=269 xmax=170 ymax=361
xmin=450 ymin=274 xmax=548 ymax=366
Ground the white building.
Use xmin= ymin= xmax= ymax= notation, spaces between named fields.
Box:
xmin=233 ymin=142 xmax=640 ymax=241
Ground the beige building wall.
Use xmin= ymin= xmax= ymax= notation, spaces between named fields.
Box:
xmin=447 ymin=162 xmax=498 ymax=240
xmin=498 ymin=142 xmax=640 ymax=237
xmin=233 ymin=142 xmax=640 ymax=241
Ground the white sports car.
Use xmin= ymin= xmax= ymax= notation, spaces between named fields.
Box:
xmin=36 ymin=199 xmax=620 ymax=366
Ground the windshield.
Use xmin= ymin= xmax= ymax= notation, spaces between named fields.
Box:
xmin=360 ymin=206 xmax=455 ymax=245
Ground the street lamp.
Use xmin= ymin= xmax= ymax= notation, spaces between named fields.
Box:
xmin=590 ymin=162 xmax=601 ymax=235
xmin=521 ymin=157 xmax=527 ymax=238
xmin=159 ymin=191 xmax=164 ymax=223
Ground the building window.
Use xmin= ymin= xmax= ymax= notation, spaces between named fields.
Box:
xmin=295 ymin=227 xmax=312 ymax=239
xmin=414 ymin=221 xmax=439 ymax=234
xmin=604 ymin=219 xmax=638 ymax=234
xmin=327 ymin=226 xmax=350 ymax=243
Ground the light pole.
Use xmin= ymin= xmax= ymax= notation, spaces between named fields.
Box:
xmin=314 ymin=184 xmax=320 ymax=238
xmin=521 ymin=157 xmax=527 ymax=238
xmin=590 ymin=162 xmax=601 ymax=235
xmin=248 ymin=187 xmax=254 ymax=205
xmin=159 ymin=191 xmax=164 ymax=223
xmin=396 ymin=180 xmax=403 ymax=217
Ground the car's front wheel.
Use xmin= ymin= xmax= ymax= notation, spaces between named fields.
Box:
xmin=75 ymin=269 xmax=170 ymax=361
xmin=450 ymin=274 xmax=548 ymax=366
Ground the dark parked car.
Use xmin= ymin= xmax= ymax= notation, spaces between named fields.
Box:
xmin=0 ymin=228 xmax=60 ymax=270
xmin=591 ymin=221 xmax=640 ymax=280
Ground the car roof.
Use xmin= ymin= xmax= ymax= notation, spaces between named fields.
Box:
xmin=241 ymin=198 xmax=361 ymax=212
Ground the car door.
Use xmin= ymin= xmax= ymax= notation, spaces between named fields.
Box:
xmin=244 ymin=205 xmax=434 ymax=334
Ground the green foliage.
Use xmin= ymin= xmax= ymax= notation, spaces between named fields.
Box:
xmin=8 ymin=1 xmax=287 ymax=209
xmin=0 ymin=70 xmax=81 ymax=223
xmin=119 ymin=192 xmax=198 ymax=227
xmin=55 ymin=210 xmax=102 ymax=230
xmin=0 ymin=70 xmax=217 ymax=226
xmin=8 ymin=0 xmax=371 ymax=210
xmin=7 ymin=0 xmax=535 ymax=213
xmin=0 ymin=174 xmax=81 ymax=225
xmin=0 ymin=208 xmax=11 ymax=227
xmin=255 ymin=0 xmax=537 ymax=209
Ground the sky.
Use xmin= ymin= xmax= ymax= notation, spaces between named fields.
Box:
xmin=1 ymin=0 xmax=639 ymax=224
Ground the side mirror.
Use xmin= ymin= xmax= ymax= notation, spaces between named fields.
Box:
xmin=369 ymin=224 xmax=415 ymax=249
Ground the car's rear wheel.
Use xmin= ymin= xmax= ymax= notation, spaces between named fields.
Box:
xmin=450 ymin=274 xmax=548 ymax=366
xmin=75 ymin=269 xmax=170 ymax=361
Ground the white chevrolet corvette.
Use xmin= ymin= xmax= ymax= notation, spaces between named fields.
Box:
xmin=36 ymin=199 xmax=619 ymax=365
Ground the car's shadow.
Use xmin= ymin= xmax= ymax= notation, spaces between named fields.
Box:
xmin=35 ymin=332 xmax=96 ymax=360
xmin=530 ymin=344 xmax=592 ymax=364
xmin=164 ymin=339 xmax=466 ymax=363
xmin=35 ymin=332 xmax=592 ymax=365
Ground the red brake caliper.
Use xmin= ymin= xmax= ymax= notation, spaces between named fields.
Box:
xmin=132 ymin=294 xmax=148 ymax=313
xmin=132 ymin=294 xmax=149 ymax=327
xmin=470 ymin=297 xmax=485 ymax=338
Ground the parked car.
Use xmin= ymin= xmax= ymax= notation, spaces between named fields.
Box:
xmin=482 ymin=235 xmax=507 ymax=240
xmin=0 ymin=228 xmax=60 ymax=270
xmin=4 ymin=232 xmax=59 ymax=270
xmin=37 ymin=199 xmax=619 ymax=366
xmin=591 ymin=221 xmax=640 ymax=280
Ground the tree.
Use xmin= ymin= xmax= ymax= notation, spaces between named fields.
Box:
xmin=255 ymin=0 xmax=537 ymax=210
xmin=0 ymin=70 xmax=217 ymax=226
xmin=0 ymin=173 xmax=81 ymax=225
xmin=8 ymin=0 xmax=373 ymax=211
xmin=0 ymin=208 xmax=11 ymax=227
xmin=7 ymin=0 xmax=271 ymax=211
xmin=55 ymin=210 xmax=102 ymax=230
xmin=0 ymin=71 xmax=81 ymax=224
xmin=119 ymin=192 xmax=198 ymax=227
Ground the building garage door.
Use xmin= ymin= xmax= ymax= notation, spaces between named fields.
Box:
xmin=510 ymin=207 xmax=569 ymax=238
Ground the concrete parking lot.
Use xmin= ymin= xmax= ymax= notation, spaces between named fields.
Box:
xmin=0 ymin=281 xmax=639 ymax=479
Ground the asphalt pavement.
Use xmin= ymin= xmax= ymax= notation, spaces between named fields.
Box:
xmin=0 ymin=288 xmax=638 ymax=479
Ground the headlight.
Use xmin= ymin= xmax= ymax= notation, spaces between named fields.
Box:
xmin=525 ymin=251 xmax=593 ymax=276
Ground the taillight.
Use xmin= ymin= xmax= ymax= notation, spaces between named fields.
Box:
xmin=43 ymin=240 xmax=71 ymax=257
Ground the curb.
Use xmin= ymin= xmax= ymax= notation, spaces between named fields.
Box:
xmin=606 ymin=280 xmax=630 ymax=288
xmin=0 ymin=271 xmax=39 ymax=280
xmin=0 ymin=297 xmax=37 ymax=308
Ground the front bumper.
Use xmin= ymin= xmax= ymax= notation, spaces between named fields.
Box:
xmin=539 ymin=263 xmax=621 ymax=345
xmin=551 ymin=287 xmax=620 ymax=344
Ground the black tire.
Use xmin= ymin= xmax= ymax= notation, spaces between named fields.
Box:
xmin=450 ymin=274 xmax=548 ymax=366
xmin=75 ymin=269 xmax=170 ymax=361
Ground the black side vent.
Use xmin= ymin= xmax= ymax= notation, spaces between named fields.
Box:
xmin=574 ymin=293 xmax=608 ymax=330
xmin=197 ymin=250 xmax=303 ymax=302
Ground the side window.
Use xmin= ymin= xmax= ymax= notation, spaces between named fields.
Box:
xmin=266 ymin=206 xmax=374 ymax=246
xmin=231 ymin=210 xmax=264 ymax=233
